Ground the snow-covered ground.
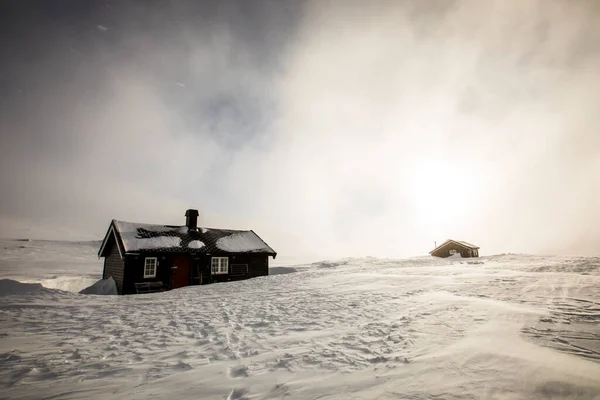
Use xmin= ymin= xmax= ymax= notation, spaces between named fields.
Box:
xmin=0 ymin=239 xmax=102 ymax=293
xmin=1 ymin=240 xmax=599 ymax=399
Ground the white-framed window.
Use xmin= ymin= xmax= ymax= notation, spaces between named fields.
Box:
xmin=144 ymin=257 xmax=157 ymax=278
xmin=211 ymin=257 xmax=229 ymax=275
xmin=449 ymin=249 xmax=457 ymax=255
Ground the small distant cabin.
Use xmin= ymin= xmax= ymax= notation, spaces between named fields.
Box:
xmin=430 ymin=239 xmax=479 ymax=258
xmin=98 ymin=209 xmax=277 ymax=295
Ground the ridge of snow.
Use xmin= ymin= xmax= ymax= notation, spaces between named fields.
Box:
xmin=0 ymin=279 xmax=47 ymax=296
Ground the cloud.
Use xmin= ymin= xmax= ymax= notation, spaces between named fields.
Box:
xmin=1 ymin=0 xmax=599 ymax=258
xmin=249 ymin=0 xmax=600 ymax=256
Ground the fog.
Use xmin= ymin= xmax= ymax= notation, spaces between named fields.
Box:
xmin=1 ymin=0 xmax=599 ymax=258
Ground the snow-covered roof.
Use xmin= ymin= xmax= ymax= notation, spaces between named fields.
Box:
xmin=99 ymin=220 xmax=276 ymax=258
xmin=457 ymin=240 xmax=479 ymax=249
xmin=430 ymin=239 xmax=479 ymax=254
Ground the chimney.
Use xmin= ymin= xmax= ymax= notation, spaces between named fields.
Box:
xmin=185 ymin=209 xmax=199 ymax=231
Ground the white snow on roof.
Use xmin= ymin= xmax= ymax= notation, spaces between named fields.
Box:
xmin=115 ymin=221 xmax=176 ymax=234
xmin=114 ymin=221 xmax=181 ymax=251
xmin=216 ymin=232 xmax=272 ymax=253
xmin=432 ymin=239 xmax=479 ymax=252
xmin=188 ymin=240 xmax=205 ymax=249
xmin=125 ymin=237 xmax=181 ymax=251
xmin=111 ymin=220 xmax=272 ymax=253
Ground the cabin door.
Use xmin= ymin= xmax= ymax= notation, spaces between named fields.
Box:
xmin=171 ymin=255 xmax=190 ymax=289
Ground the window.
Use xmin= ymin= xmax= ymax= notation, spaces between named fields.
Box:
xmin=211 ymin=257 xmax=229 ymax=275
xmin=144 ymin=257 xmax=157 ymax=278
xmin=449 ymin=249 xmax=457 ymax=255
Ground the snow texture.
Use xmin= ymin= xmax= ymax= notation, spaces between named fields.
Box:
xmin=111 ymin=221 xmax=269 ymax=253
xmin=127 ymin=236 xmax=181 ymax=251
xmin=188 ymin=240 xmax=205 ymax=249
xmin=269 ymin=266 xmax=298 ymax=275
xmin=79 ymin=277 xmax=117 ymax=295
xmin=1 ymin=240 xmax=599 ymax=399
xmin=0 ymin=239 xmax=101 ymax=292
xmin=447 ymin=253 xmax=464 ymax=259
xmin=216 ymin=231 xmax=272 ymax=253
xmin=0 ymin=279 xmax=47 ymax=296
xmin=114 ymin=221 xmax=182 ymax=251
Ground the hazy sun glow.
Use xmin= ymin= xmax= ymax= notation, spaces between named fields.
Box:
xmin=406 ymin=156 xmax=483 ymax=234
xmin=1 ymin=0 xmax=600 ymax=257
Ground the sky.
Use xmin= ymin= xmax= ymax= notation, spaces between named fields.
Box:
xmin=1 ymin=0 xmax=599 ymax=258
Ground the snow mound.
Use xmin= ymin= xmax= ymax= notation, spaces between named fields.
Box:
xmin=0 ymin=279 xmax=47 ymax=296
xmin=79 ymin=277 xmax=118 ymax=295
xmin=269 ymin=266 xmax=298 ymax=275
xmin=39 ymin=276 xmax=98 ymax=293
xmin=188 ymin=240 xmax=205 ymax=249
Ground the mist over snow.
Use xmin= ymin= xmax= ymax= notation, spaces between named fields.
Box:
xmin=1 ymin=0 xmax=600 ymax=259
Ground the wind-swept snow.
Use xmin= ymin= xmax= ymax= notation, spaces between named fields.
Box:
xmin=0 ymin=279 xmax=47 ymax=296
xmin=268 ymin=266 xmax=298 ymax=275
xmin=0 ymin=239 xmax=102 ymax=292
xmin=216 ymin=231 xmax=273 ymax=253
xmin=79 ymin=277 xmax=117 ymax=295
xmin=0 ymin=241 xmax=599 ymax=399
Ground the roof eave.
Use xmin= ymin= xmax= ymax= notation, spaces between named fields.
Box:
xmin=98 ymin=220 xmax=125 ymax=260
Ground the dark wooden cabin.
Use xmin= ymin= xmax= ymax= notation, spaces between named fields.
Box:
xmin=430 ymin=239 xmax=479 ymax=258
xmin=98 ymin=209 xmax=277 ymax=295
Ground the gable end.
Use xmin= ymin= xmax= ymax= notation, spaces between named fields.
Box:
xmin=98 ymin=222 xmax=124 ymax=260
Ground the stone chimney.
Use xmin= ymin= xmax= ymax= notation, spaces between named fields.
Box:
xmin=185 ymin=209 xmax=199 ymax=231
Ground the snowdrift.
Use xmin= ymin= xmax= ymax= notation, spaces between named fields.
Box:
xmin=0 ymin=279 xmax=48 ymax=296
xmin=269 ymin=266 xmax=298 ymax=275
xmin=39 ymin=276 xmax=99 ymax=293
xmin=79 ymin=277 xmax=118 ymax=295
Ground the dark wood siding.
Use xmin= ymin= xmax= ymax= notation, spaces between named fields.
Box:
xmin=123 ymin=254 xmax=178 ymax=294
xmin=116 ymin=252 xmax=271 ymax=294
xmin=200 ymin=253 xmax=269 ymax=284
xmin=102 ymin=240 xmax=125 ymax=294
